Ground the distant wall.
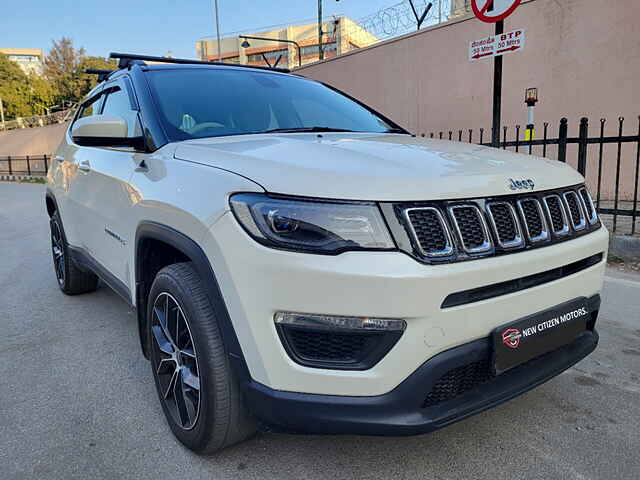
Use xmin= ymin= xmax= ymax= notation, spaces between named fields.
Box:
xmin=296 ymin=0 xmax=640 ymax=200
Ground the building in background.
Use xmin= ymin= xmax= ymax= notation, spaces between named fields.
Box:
xmin=449 ymin=0 xmax=472 ymax=19
xmin=0 ymin=48 xmax=44 ymax=75
xmin=196 ymin=17 xmax=378 ymax=69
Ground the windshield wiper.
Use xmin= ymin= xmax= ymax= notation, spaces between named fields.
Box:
xmin=262 ymin=126 xmax=357 ymax=134
xmin=383 ymin=128 xmax=408 ymax=134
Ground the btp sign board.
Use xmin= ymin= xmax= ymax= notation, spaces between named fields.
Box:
xmin=469 ymin=28 xmax=525 ymax=62
xmin=471 ymin=0 xmax=521 ymax=23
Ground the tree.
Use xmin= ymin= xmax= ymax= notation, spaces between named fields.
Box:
xmin=44 ymin=37 xmax=86 ymax=103
xmin=0 ymin=53 xmax=32 ymax=119
xmin=44 ymin=38 xmax=116 ymax=104
xmin=77 ymin=56 xmax=117 ymax=96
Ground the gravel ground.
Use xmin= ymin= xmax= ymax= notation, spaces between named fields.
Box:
xmin=1 ymin=182 xmax=639 ymax=480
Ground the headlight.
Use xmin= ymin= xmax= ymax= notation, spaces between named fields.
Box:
xmin=229 ymin=193 xmax=395 ymax=254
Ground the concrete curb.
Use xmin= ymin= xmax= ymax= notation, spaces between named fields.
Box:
xmin=609 ymin=234 xmax=640 ymax=262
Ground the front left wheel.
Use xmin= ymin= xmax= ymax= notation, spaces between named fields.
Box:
xmin=147 ymin=262 xmax=256 ymax=454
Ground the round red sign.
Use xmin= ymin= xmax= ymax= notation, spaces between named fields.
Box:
xmin=471 ymin=0 xmax=521 ymax=23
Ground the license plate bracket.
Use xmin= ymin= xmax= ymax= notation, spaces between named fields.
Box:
xmin=492 ymin=297 xmax=590 ymax=375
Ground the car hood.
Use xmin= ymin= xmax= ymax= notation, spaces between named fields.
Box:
xmin=173 ymin=132 xmax=584 ymax=201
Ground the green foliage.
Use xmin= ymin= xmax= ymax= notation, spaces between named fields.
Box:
xmin=44 ymin=38 xmax=116 ymax=104
xmin=77 ymin=56 xmax=117 ymax=96
xmin=0 ymin=53 xmax=33 ymax=119
xmin=0 ymin=38 xmax=116 ymax=120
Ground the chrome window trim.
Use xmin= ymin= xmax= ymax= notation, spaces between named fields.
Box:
xmin=516 ymin=198 xmax=550 ymax=243
xmin=563 ymin=191 xmax=587 ymax=231
xmin=485 ymin=201 xmax=524 ymax=249
xmin=447 ymin=204 xmax=493 ymax=254
xmin=542 ymin=194 xmax=570 ymax=237
xmin=578 ymin=187 xmax=599 ymax=224
xmin=403 ymin=207 xmax=454 ymax=257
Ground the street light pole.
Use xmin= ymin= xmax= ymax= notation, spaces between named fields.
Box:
xmin=213 ymin=0 xmax=222 ymax=61
xmin=318 ymin=0 xmax=324 ymax=60
xmin=239 ymin=35 xmax=303 ymax=67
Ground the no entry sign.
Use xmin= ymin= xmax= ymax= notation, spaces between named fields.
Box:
xmin=471 ymin=0 xmax=521 ymax=23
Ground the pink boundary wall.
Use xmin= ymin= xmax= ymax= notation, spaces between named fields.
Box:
xmin=296 ymin=0 xmax=640 ymax=200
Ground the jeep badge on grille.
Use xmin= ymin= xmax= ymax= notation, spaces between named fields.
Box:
xmin=509 ymin=178 xmax=535 ymax=190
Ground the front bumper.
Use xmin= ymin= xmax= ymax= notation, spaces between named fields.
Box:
xmin=243 ymin=302 xmax=599 ymax=435
xmin=204 ymin=212 xmax=607 ymax=396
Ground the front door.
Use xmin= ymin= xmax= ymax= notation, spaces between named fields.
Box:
xmin=67 ymin=78 xmax=141 ymax=290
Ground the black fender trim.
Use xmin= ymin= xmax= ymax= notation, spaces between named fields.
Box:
xmin=134 ymin=221 xmax=251 ymax=382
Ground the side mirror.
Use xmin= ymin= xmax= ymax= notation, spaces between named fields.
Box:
xmin=71 ymin=115 xmax=144 ymax=149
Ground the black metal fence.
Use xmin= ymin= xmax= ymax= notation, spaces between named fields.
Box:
xmin=0 ymin=155 xmax=50 ymax=177
xmin=423 ymin=116 xmax=640 ymax=235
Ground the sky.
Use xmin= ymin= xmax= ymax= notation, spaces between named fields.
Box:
xmin=2 ymin=0 xmax=409 ymax=59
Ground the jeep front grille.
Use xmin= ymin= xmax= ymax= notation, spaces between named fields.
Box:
xmin=397 ymin=185 xmax=600 ymax=263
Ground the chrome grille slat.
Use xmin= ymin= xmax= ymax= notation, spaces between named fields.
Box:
xmin=563 ymin=191 xmax=587 ymax=230
xmin=517 ymin=198 xmax=550 ymax=243
xmin=578 ymin=187 xmax=598 ymax=224
xmin=543 ymin=195 xmax=570 ymax=236
xmin=403 ymin=207 xmax=454 ymax=257
xmin=448 ymin=205 xmax=492 ymax=254
xmin=486 ymin=202 xmax=523 ymax=248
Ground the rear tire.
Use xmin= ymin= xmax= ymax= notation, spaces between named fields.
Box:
xmin=50 ymin=211 xmax=99 ymax=295
xmin=147 ymin=262 xmax=256 ymax=454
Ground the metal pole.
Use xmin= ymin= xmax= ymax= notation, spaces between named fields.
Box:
xmin=318 ymin=0 xmax=324 ymax=60
xmin=0 ymin=97 xmax=4 ymax=131
xmin=491 ymin=20 xmax=504 ymax=147
xmin=438 ymin=0 xmax=442 ymax=23
xmin=213 ymin=0 xmax=222 ymax=61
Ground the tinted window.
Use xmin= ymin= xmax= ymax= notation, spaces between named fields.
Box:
xmin=101 ymin=85 xmax=140 ymax=137
xmin=78 ymin=95 xmax=103 ymax=118
xmin=146 ymin=69 xmax=396 ymax=141
xmin=102 ymin=88 xmax=132 ymax=117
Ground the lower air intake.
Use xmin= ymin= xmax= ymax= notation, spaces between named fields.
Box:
xmin=422 ymin=358 xmax=494 ymax=408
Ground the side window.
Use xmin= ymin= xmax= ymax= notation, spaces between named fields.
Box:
xmin=78 ymin=94 xmax=104 ymax=119
xmin=101 ymin=87 xmax=133 ymax=117
xmin=101 ymin=85 xmax=140 ymax=137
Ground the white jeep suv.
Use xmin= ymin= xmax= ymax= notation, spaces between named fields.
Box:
xmin=46 ymin=53 xmax=608 ymax=453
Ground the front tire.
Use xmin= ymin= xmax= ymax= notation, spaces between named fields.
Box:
xmin=50 ymin=211 xmax=99 ymax=295
xmin=147 ymin=262 xmax=256 ymax=453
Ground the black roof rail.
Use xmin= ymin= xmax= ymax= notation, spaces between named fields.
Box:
xmin=109 ymin=52 xmax=290 ymax=73
xmin=85 ymin=68 xmax=115 ymax=82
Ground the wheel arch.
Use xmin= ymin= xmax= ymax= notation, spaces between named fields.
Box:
xmin=45 ymin=190 xmax=58 ymax=218
xmin=134 ymin=222 xmax=251 ymax=383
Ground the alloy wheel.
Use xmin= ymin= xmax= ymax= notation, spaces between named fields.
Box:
xmin=150 ymin=292 xmax=201 ymax=430
xmin=50 ymin=218 xmax=65 ymax=286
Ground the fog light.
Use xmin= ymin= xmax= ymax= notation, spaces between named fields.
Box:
xmin=274 ymin=312 xmax=406 ymax=332
xmin=274 ymin=312 xmax=406 ymax=370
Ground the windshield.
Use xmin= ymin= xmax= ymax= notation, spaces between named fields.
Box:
xmin=146 ymin=68 xmax=401 ymax=141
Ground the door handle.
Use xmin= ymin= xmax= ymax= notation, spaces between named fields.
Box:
xmin=54 ymin=155 xmax=64 ymax=163
xmin=78 ymin=160 xmax=91 ymax=172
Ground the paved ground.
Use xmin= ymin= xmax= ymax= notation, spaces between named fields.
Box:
xmin=0 ymin=122 xmax=67 ymax=156
xmin=1 ymin=182 xmax=639 ymax=480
